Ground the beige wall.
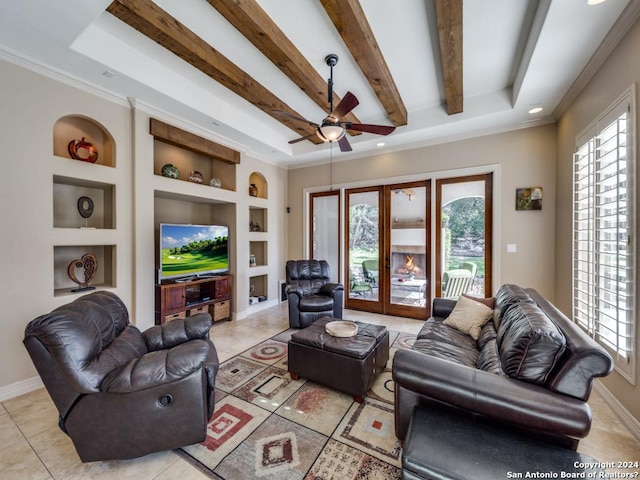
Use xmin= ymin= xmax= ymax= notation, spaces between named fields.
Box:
xmin=556 ymin=17 xmax=640 ymax=421
xmin=288 ymin=124 xmax=557 ymax=298
xmin=0 ymin=58 xmax=288 ymax=398
xmin=0 ymin=59 xmax=133 ymax=392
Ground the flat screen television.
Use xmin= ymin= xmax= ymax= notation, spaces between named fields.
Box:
xmin=159 ymin=223 xmax=229 ymax=281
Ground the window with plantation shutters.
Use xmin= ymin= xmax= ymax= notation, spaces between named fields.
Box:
xmin=573 ymin=86 xmax=636 ymax=383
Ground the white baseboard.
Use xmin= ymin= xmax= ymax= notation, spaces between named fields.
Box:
xmin=594 ymin=381 xmax=640 ymax=442
xmin=0 ymin=376 xmax=43 ymax=402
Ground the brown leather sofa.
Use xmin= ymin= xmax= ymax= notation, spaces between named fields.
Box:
xmin=23 ymin=291 xmax=219 ymax=462
xmin=285 ymin=259 xmax=344 ymax=328
xmin=392 ymin=284 xmax=614 ymax=450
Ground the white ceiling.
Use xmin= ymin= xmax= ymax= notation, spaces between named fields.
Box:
xmin=0 ymin=0 xmax=635 ymax=167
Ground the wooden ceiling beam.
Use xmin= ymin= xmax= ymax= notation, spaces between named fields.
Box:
xmin=320 ymin=0 xmax=407 ymax=127
xmin=435 ymin=0 xmax=463 ymax=115
xmin=206 ymin=0 xmax=361 ymax=135
xmin=106 ymin=0 xmax=323 ymax=144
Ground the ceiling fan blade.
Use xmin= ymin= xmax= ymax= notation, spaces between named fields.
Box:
xmin=288 ymin=133 xmax=317 ymax=145
xmin=332 ymin=91 xmax=359 ymax=120
xmin=338 ymin=135 xmax=352 ymax=152
xmin=272 ymin=110 xmax=318 ymax=127
xmin=344 ymin=123 xmax=396 ymax=135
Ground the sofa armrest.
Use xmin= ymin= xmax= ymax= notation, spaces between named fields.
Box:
xmin=432 ymin=297 xmax=457 ymax=318
xmin=143 ymin=313 xmax=212 ymax=351
xmin=286 ymin=285 xmax=304 ymax=298
xmin=320 ymin=282 xmax=344 ymax=296
xmin=392 ymin=349 xmax=591 ymax=440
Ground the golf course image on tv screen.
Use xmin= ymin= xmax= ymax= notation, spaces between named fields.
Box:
xmin=160 ymin=224 xmax=229 ymax=279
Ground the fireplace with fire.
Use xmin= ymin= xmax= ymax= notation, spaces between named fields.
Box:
xmin=391 ymin=246 xmax=426 ymax=279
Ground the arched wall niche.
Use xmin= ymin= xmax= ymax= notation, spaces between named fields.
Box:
xmin=53 ymin=114 xmax=116 ymax=167
xmin=249 ymin=171 xmax=268 ymax=199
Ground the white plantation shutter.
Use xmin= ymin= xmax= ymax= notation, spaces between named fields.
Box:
xmin=573 ymin=87 xmax=636 ymax=382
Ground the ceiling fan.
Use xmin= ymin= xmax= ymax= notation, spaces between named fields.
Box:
xmin=274 ymin=54 xmax=396 ymax=152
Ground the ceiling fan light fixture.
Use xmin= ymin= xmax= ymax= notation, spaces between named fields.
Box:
xmin=317 ymin=124 xmax=346 ymax=143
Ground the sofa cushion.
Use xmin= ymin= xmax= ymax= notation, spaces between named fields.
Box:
xmin=476 ymin=338 xmax=504 ymax=375
xmin=497 ymin=302 xmax=566 ymax=385
xmin=412 ymin=338 xmax=478 ymax=367
xmin=417 ymin=318 xmax=478 ymax=350
xmin=298 ymin=294 xmax=334 ymax=312
xmin=476 ymin=321 xmax=498 ymax=351
xmin=494 ymin=284 xmax=534 ymax=328
xmin=443 ymin=295 xmax=493 ymax=340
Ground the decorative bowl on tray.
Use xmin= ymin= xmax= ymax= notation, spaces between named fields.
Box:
xmin=325 ymin=320 xmax=358 ymax=337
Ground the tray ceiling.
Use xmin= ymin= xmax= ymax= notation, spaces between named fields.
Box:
xmin=0 ymin=0 xmax=635 ymax=167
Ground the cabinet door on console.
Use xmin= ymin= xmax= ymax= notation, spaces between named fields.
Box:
xmin=215 ymin=277 xmax=230 ymax=298
xmin=162 ymin=284 xmax=186 ymax=312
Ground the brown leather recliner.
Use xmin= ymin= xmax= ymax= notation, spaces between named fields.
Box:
xmin=23 ymin=291 xmax=219 ymax=462
xmin=285 ymin=260 xmax=344 ymax=328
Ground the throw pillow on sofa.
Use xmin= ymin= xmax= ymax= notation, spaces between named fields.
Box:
xmin=443 ymin=295 xmax=493 ymax=340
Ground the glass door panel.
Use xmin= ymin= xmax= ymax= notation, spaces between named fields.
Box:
xmin=385 ymin=181 xmax=430 ymax=318
xmin=345 ymin=187 xmax=382 ymax=312
xmin=436 ymin=174 xmax=493 ymax=298
xmin=310 ymin=191 xmax=340 ymax=282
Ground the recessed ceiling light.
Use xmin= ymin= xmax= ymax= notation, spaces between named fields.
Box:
xmin=376 ymin=142 xmax=385 ymax=147
xmin=102 ymin=70 xmax=114 ymax=78
xmin=587 ymin=0 xmax=607 ymax=5
xmin=528 ymin=105 xmax=543 ymax=114
xmin=212 ymin=120 xmax=222 ymax=126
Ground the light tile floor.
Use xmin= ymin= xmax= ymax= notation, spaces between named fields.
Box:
xmin=2 ymin=303 xmax=639 ymax=479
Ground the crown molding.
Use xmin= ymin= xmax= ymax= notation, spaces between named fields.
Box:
xmin=553 ymin=1 xmax=640 ymax=119
xmin=0 ymin=45 xmax=130 ymax=108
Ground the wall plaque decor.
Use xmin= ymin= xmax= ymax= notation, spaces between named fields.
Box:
xmin=516 ymin=187 xmax=543 ymax=210
xmin=67 ymin=253 xmax=98 ymax=292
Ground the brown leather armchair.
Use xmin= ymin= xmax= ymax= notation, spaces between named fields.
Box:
xmin=285 ymin=260 xmax=344 ymax=328
xmin=23 ymin=291 xmax=219 ymax=462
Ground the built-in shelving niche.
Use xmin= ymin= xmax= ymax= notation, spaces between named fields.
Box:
xmin=249 ymin=172 xmax=268 ymax=199
xmin=53 ymin=115 xmax=115 ymax=167
xmin=150 ymin=118 xmax=239 ymax=193
xmin=53 ymin=245 xmax=115 ymax=297
xmin=53 ymin=175 xmax=115 ymax=229
xmin=249 ymin=206 xmax=267 ymax=233
xmin=249 ymin=241 xmax=268 ymax=268
xmin=249 ymin=274 xmax=268 ymax=300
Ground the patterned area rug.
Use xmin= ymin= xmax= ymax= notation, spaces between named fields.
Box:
xmin=178 ymin=328 xmax=417 ymax=480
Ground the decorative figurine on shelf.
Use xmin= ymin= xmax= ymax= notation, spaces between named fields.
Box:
xmin=249 ymin=183 xmax=258 ymax=197
xmin=188 ymin=170 xmax=203 ymax=184
xmin=249 ymin=220 xmax=261 ymax=232
xmin=250 ymin=254 xmax=257 ymax=267
xmin=77 ymin=196 xmax=95 ymax=229
xmin=68 ymin=137 xmax=98 ymax=163
xmin=161 ymin=164 xmax=179 ymax=179
xmin=67 ymin=253 xmax=98 ymax=292
xmin=209 ymin=177 xmax=222 ymax=188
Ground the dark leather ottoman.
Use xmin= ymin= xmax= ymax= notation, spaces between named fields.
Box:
xmin=288 ymin=317 xmax=389 ymax=402
xmin=402 ymin=407 xmax=604 ymax=480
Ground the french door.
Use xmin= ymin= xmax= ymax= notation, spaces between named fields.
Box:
xmin=435 ymin=174 xmax=493 ymax=298
xmin=345 ymin=181 xmax=431 ymax=319
xmin=309 ymin=190 xmax=340 ymax=282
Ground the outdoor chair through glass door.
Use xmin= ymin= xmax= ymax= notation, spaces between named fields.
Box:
xmin=435 ymin=174 xmax=493 ymax=298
